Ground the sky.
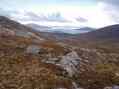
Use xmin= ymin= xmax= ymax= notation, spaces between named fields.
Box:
xmin=0 ymin=0 xmax=119 ymax=28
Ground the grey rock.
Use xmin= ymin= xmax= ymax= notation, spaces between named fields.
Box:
xmin=112 ymin=85 xmax=119 ymax=89
xmin=26 ymin=45 xmax=41 ymax=54
xmin=59 ymin=51 xmax=81 ymax=77
xmin=0 ymin=28 xmax=15 ymax=36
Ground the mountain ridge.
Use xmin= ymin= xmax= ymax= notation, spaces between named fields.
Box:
xmin=27 ymin=23 xmax=93 ymax=34
xmin=78 ymin=24 xmax=119 ymax=41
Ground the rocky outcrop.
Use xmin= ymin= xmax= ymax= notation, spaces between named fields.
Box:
xmin=58 ymin=51 xmax=81 ymax=77
xmin=26 ymin=45 xmax=41 ymax=54
xmin=43 ymin=51 xmax=81 ymax=77
xmin=0 ymin=26 xmax=15 ymax=36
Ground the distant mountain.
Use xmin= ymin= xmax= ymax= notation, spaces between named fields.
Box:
xmin=0 ymin=16 xmax=44 ymax=41
xmin=73 ymin=27 xmax=95 ymax=31
xmin=27 ymin=23 xmax=93 ymax=34
xmin=27 ymin=23 xmax=51 ymax=31
xmin=78 ymin=24 xmax=119 ymax=41
xmin=51 ymin=27 xmax=94 ymax=34
xmin=63 ymin=24 xmax=119 ymax=50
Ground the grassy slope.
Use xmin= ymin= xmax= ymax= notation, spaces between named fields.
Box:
xmin=0 ymin=35 xmax=73 ymax=89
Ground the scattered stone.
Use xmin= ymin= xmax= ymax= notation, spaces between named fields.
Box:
xmin=26 ymin=45 xmax=41 ymax=54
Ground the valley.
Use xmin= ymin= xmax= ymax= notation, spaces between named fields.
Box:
xmin=0 ymin=16 xmax=119 ymax=89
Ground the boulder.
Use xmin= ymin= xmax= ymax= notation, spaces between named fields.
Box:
xmin=26 ymin=45 xmax=41 ymax=54
xmin=59 ymin=51 xmax=81 ymax=77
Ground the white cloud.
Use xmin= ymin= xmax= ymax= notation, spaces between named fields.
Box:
xmin=0 ymin=2 xmax=119 ymax=28
xmin=97 ymin=0 xmax=119 ymax=23
xmin=27 ymin=5 xmax=116 ymax=28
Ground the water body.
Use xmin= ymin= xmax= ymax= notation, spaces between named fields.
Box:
xmin=38 ymin=28 xmax=91 ymax=34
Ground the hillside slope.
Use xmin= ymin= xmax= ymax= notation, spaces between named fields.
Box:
xmin=79 ymin=24 xmax=119 ymax=41
xmin=0 ymin=16 xmax=76 ymax=89
xmin=0 ymin=16 xmax=119 ymax=89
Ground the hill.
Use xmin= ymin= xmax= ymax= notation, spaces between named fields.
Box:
xmin=0 ymin=16 xmax=76 ymax=89
xmin=0 ymin=16 xmax=119 ymax=89
xmin=79 ymin=24 xmax=119 ymax=41
xmin=27 ymin=23 xmax=51 ymax=31
xmin=27 ymin=23 xmax=93 ymax=34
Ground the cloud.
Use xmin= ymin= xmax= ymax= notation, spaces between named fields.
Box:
xmin=0 ymin=8 xmax=11 ymax=17
xmin=76 ymin=17 xmax=88 ymax=23
xmin=10 ymin=11 xmax=69 ymax=22
xmin=99 ymin=0 xmax=119 ymax=6
xmin=45 ymin=12 xmax=70 ymax=22
xmin=0 ymin=8 xmax=70 ymax=23
xmin=1 ymin=1 xmax=119 ymax=28
xmin=22 ymin=12 xmax=45 ymax=22
xmin=98 ymin=0 xmax=119 ymax=23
